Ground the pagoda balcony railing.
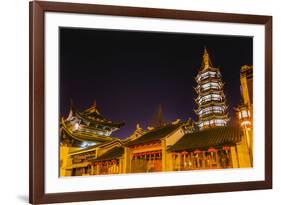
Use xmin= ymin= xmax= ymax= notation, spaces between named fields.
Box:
xmin=199 ymin=114 xmax=229 ymax=122
xmin=197 ymin=97 xmax=225 ymax=104
xmin=195 ymin=101 xmax=226 ymax=109
xmin=198 ymin=110 xmax=225 ymax=118
xmin=197 ymin=77 xmax=223 ymax=85
xmin=197 ymin=87 xmax=223 ymax=94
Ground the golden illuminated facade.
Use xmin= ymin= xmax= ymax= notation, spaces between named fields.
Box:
xmin=235 ymin=65 xmax=253 ymax=166
xmin=59 ymin=51 xmax=253 ymax=177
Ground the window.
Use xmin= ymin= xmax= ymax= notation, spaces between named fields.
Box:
xmin=198 ymin=94 xmax=222 ymax=104
xmin=199 ymin=106 xmax=225 ymax=116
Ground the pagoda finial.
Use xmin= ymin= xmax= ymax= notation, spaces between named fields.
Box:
xmin=202 ymin=47 xmax=212 ymax=70
xmin=150 ymin=104 xmax=165 ymax=127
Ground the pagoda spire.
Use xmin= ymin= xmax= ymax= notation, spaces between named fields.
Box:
xmin=150 ymin=104 xmax=165 ymax=127
xmin=202 ymin=47 xmax=212 ymax=70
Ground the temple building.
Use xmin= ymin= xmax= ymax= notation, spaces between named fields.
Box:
xmin=59 ymin=101 xmax=125 ymax=176
xmin=60 ymin=101 xmax=124 ymax=147
xmin=124 ymin=121 xmax=187 ymax=173
xmin=195 ymin=48 xmax=229 ymax=130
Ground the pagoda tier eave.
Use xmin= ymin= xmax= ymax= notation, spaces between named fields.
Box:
xmin=195 ymin=97 xmax=226 ymax=104
xmin=196 ymin=77 xmax=224 ymax=85
xmin=195 ymin=82 xmax=224 ymax=91
xmin=194 ymin=105 xmax=228 ymax=114
xmin=198 ymin=114 xmax=230 ymax=121
xmin=196 ymin=88 xmax=224 ymax=99
xmin=198 ymin=114 xmax=230 ymax=122
xmin=195 ymin=67 xmax=220 ymax=79
xmin=195 ymin=101 xmax=227 ymax=109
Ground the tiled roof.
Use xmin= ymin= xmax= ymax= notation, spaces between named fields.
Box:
xmin=77 ymin=112 xmax=125 ymax=128
xmin=93 ymin=146 xmax=124 ymax=162
xmin=169 ymin=126 xmax=241 ymax=152
xmin=125 ymin=123 xmax=182 ymax=147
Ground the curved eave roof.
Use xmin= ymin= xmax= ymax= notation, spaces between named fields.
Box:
xmin=61 ymin=120 xmax=115 ymax=143
xmin=195 ymin=91 xmax=225 ymax=102
xmin=194 ymin=105 xmax=227 ymax=114
xmin=125 ymin=123 xmax=182 ymax=147
xmin=77 ymin=112 xmax=125 ymax=128
xmin=196 ymin=67 xmax=220 ymax=78
xmin=198 ymin=114 xmax=229 ymax=121
xmin=197 ymin=78 xmax=223 ymax=86
xmin=195 ymin=100 xmax=226 ymax=107
xmin=168 ymin=126 xmax=241 ymax=152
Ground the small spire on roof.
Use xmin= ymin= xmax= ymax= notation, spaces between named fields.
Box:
xmin=92 ymin=100 xmax=97 ymax=109
xmin=66 ymin=99 xmax=76 ymax=121
xmin=70 ymin=98 xmax=76 ymax=112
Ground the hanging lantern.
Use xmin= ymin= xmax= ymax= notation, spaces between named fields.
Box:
xmin=172 ymin=152 xmax=178 ymax=157
xmin=194 ymin=149 xmax=201 ymax=154
xmin=181 ymin=151 xmax=188 ymax=155
xmin=208 ymin=147 xmax=216 ymax=152
xmin=223 ymin=146 xmax=230 ymax=151
xmin=235 ymin=104 xmax=252 ymax=128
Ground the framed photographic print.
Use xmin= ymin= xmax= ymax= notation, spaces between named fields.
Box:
xmin=29 ymin=1 xmax=272 ymax=204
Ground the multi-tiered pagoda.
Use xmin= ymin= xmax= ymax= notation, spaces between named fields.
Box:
xmin=195 ymin=48 xmax=229 ymax=130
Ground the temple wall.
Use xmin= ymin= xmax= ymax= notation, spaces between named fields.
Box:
xmin=60 ymin=146 xmax=72 ymax=176
xmin=236 ymin=134 xmax=252 ymax=168
xmin=165 ymin=128 xmax=185 ymax=147
xmin=123 ymin=147 xmax=132 ymax=173
xmin=230 ymin=146 xmax=239 ymax=168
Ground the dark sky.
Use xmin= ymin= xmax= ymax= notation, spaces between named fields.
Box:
xmin=59 ymin=27 xmax=253 ymax=139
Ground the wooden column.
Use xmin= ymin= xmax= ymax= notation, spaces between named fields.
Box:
xmin=161 ymin=140 xmax=166 ymax=172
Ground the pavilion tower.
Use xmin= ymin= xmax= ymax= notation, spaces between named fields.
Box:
xmin=194 ymin=48 xmax=229 ymax=130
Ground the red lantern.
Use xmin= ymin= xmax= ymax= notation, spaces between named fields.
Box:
xmin=181 ymin=151 xmax=188 ymax=155
xmin=194 ymin=149 xmax=201 ymax=154
xmin=208 ymin=147 xmax=216 ymax=152
xmin=172 ymin=152 xmax=177 ymax=157
xmin=223 ymin=146 xmax=230 ymax=151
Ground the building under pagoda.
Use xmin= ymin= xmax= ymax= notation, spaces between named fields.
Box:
xmin=195 ymin=48 xmax=229 ymax=130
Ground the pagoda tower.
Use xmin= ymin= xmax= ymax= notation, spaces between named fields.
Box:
xmin=194 ymin=48 xmax=229 ymax=130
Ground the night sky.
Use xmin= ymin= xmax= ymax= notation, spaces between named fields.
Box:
xmin=59 ymin=27 xmax=253 ymax=139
